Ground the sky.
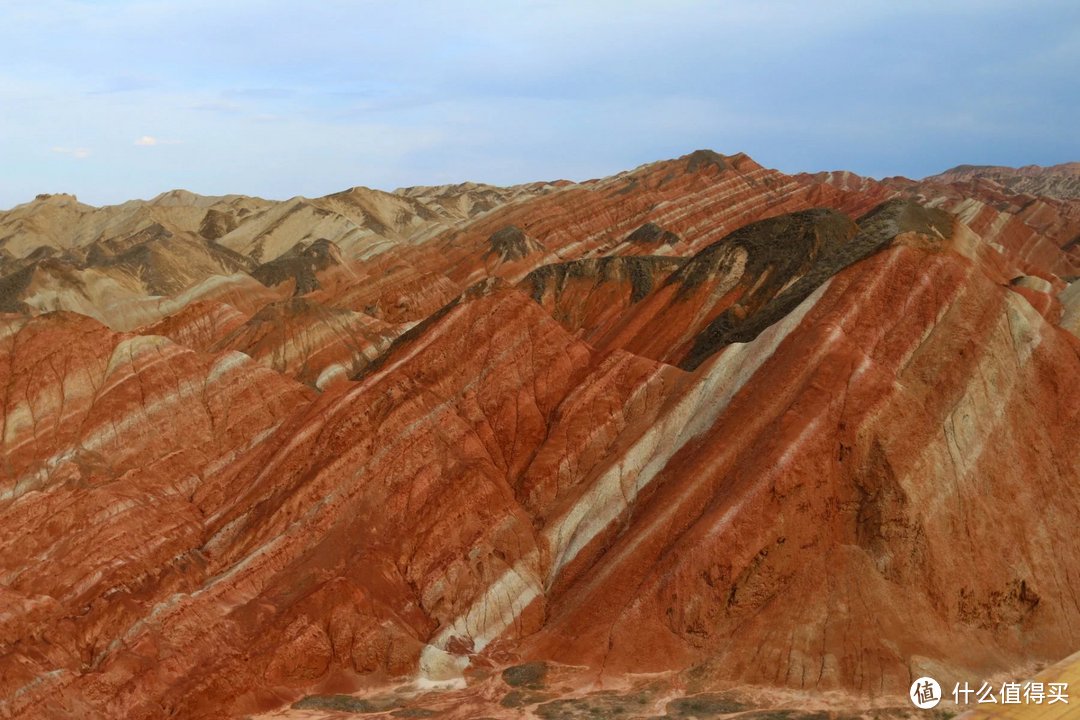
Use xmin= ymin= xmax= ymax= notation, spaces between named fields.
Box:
xmin=1 ymin=0 xmax=1078 ymax=209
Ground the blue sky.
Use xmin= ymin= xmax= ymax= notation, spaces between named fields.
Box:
xmin=1 ymin=0 xmax=1078 ymax=209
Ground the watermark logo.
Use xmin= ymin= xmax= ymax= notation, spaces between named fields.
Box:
xmin=954 ymin=681 xmax=1069 ymax=705
xmin=908 ymin=677 xmax=1069 ymax=710
xmin=911 ymin=677 xmax=942 ymax=709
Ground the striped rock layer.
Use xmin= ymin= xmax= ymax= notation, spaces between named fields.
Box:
xmin=1 ymin=152 xmax=1079 ymax=718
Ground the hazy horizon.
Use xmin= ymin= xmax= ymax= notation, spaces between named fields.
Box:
xmin=2 ymin=0 xmax=1078 ymax=209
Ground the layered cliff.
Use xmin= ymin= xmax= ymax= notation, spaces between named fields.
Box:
xmin=1 ymin=151 xmax=1078 ymax=719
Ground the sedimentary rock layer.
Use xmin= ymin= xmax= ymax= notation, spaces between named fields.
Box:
xmin=1 ymin=151 xmax=1078 ymax=719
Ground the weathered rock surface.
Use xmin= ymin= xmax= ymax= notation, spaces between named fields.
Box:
xmin=625 ymin=221 xmax=681 ymax=246
xmin=0 ymin=181 xmax=553 ymax=330
xmin=927 ymin=162 xmax=1080 ymax=200
xmin=1 ymin=151 xmax=1079 ymax=719
xmin=210 ymin=297 xmax=402 ymax=389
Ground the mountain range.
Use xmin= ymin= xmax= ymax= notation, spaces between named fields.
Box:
xmin=1 ymin=152 xmax=1078 ymax=719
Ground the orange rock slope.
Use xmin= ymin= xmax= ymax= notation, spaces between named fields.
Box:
xmin=1 ymin=151 xmax=1079 ymax=719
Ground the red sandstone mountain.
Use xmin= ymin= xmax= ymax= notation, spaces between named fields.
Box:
xmin=1 ymin=151 xmax=1079 ymax=719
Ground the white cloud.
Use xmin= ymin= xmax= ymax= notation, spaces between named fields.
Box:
xmin=0 ymin=1 xmax=1074 ymax=208
xmin=51 ymin=146 xmax=91 ymax=159
xmin=134 ymin=135 xmax=180 ymax=146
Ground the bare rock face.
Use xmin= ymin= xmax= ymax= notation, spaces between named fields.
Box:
xmin=197 ymin=207 xmax=240 ymax=240
xmin=927 ymin=162 xmax=1080 ymax=199
xmin=211 ymin=297 xmax=401 ymax=389
xmin=0 ymin=182 xmax=553 ymax=329
xmin=251 ymin=237 xmax=344 ymax=295
xmin=1 ymin=151 xmax=1079 ymax=719
xmin=1061 ymin=278 xmax=1080 ymax=337
xmin=484 ymin=225 xmax=545 ymax=262
xmin=522 ymin=255 xmax=684 ymax=331
xmin=624 ymin=221 xmax=681 ymax=245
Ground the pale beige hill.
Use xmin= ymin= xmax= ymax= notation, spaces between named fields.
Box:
xmin=213 ymin=196 xmax=366 ymax=263
xmin=0 ymin=191 xmax=273 ymax=259
xmin=0 ymin=180 xmax=553 ymax=266
xmin=148 ymin=188 xmax=267 ymax=208
xmin=2 ymin=260 xmax=287 ymax=331
xmin=932 ymin=162 xmax=1080 ymax=178
xmin=0 ymin=181 xmax=555 ymax=329
xmin=216 ymin=182 xmax=559 ymax=263
xmin=87 ymin=229 xmax=254 ymax=295
xmin=393 ymin=179 xmax=567 ymax=237
xmin=0 ymin=193 xmax=100 ymax=258
xmin=927 ymin=162 xmax=1080 ymax=199
xmin=0 ymin=214 xmax=260 ymax=328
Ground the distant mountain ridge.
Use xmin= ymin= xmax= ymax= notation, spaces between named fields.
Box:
xmin=932 ymin=161 xmax=1080 ymax=176
xmin=926 ymin=161 xmax=1080 ymax=199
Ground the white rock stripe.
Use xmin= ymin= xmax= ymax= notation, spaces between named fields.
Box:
xmin=424 ymin=278 xmax=837 ymax=669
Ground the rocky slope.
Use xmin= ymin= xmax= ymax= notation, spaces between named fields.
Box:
xmin=0 ymin=181 xmax=553 ymax=331
xmin=927 ymin=162 xmax=1080 ymax=200
xmin=1 ymin=151 xmax=1079 ymax=719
